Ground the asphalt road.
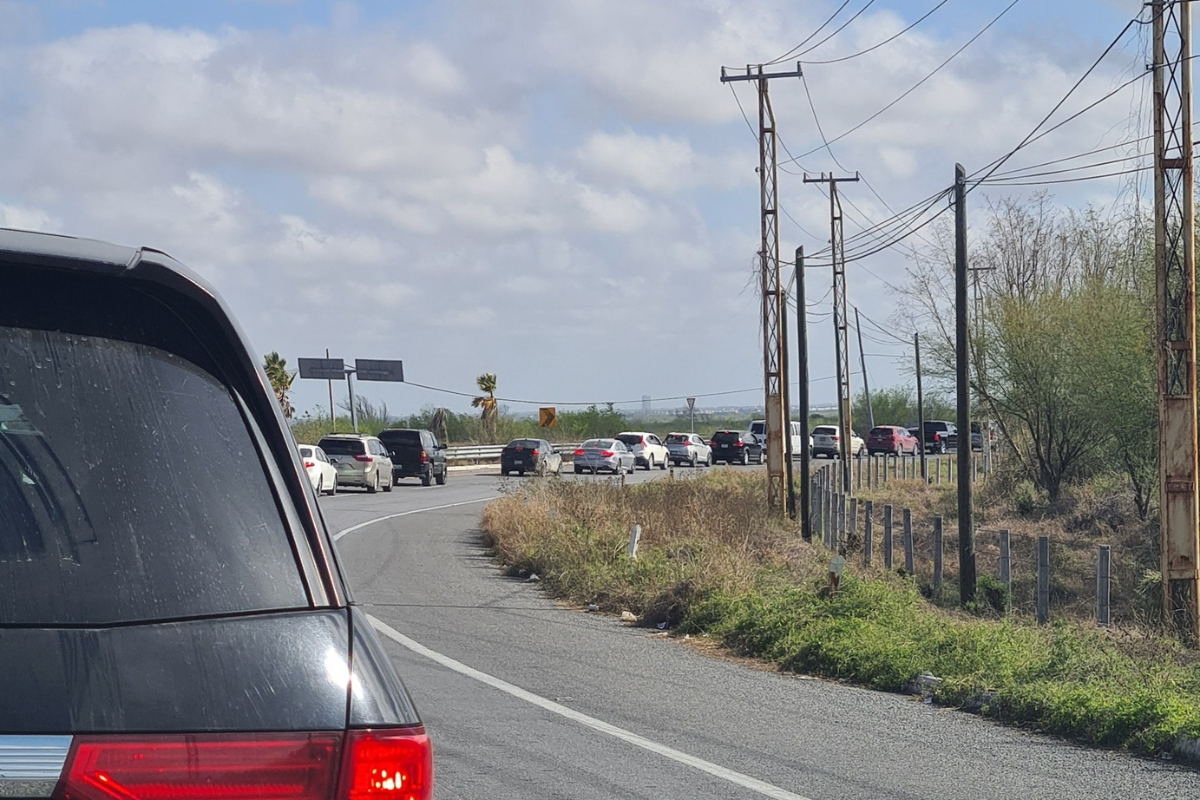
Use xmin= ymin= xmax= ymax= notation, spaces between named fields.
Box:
xmin=326 ymin=469 xmax=1197 ymax=799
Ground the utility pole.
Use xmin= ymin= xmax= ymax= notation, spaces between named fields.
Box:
xmin=722 ymin=63 xmax=802 ymax=514
xmin=797 ymin=247 xmax=812 ymax=540
xmin=1153 ymin=0 xmax=1200 ymax=641
xmin=915 ymin=333 xmax=927 ymax=481
xmin=855 ymin=307 xmax=874 ymax=431
xmin=782 ymin=261 xmax=796 ymax=518
xmin=804 ymin=171 xmax=860 ymax=494
xmin=955 ymin=163 xmax=976 ymax=606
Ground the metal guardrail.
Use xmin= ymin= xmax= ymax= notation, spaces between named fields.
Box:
xmin=444 ymin=443 xmax=582 ymax=462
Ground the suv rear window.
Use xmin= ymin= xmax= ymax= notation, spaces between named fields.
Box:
xmin=507 ymin=439 xmax=540 ymax=448
xmin=749 ymin=422 xmax=765 ymax=434
xmin=712 ymin=431 xmax=742 ymax=443
xmin=378 ymin=430 xmax=422 ymax=447
xmin=665 ymin=434 xmax=689 ymax=444
xmin=319 ymin=438 xmax=367 ymax=456
xmin=868 ymin=427 xmax=892 ymax=437
xmin=0 ymin=325 xmax=307 ymax=625
xmin=616 ymin=434 xmax=643 ymax=446
xmin=813 ymin=426 xmax=838 ymax=436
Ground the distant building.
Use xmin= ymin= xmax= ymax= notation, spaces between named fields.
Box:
xmin=642 ymin=394 xmax=651 ymax=415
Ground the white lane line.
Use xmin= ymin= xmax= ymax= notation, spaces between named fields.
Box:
xmin=368 ymin=615 xmax=814 ymax=800
xmin=333 ymin=498 xmax=492 ymax=541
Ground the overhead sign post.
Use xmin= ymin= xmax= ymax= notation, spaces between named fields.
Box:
xmin=298 ymin=356 xmax=405 ymax=435
xmin=539 ymin=407 xmax=557 ymax=429
xmin=687 ymin=397 xmax=696 ymax=433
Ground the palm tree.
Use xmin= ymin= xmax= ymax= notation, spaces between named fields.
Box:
xmin=471 ymin=373 xmax=498 ymax=443
xmin=263 ymin=351 xmax=297 ymax=419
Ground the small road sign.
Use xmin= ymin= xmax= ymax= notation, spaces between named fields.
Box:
xmin=539 ymin=407 xmax=557 ymax=428
xmin=355 ymin=359 xmax=405 ymax=382
xmin=297 ymin=358 xmax=346 ymax=380
xmin=686 ymin=397 xmax=696 ymax=411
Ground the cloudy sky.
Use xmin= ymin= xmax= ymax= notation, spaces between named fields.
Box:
xmin=0 ymin=0 xmax=1149 ymax=418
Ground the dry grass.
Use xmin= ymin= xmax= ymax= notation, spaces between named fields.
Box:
xmin=480 ymin=471 xmax=825 ymax=625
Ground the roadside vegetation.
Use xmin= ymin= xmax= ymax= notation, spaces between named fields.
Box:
xmin=481 ymin=471 xmax=1200 ymax=756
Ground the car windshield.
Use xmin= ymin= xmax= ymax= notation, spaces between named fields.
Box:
xmin=0 ymin=325 xmax=307 ymax=625
xmin=320 ymin=438 xmax=367 ymax=455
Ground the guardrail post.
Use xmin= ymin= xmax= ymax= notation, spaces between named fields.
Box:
xmin=863 ymin=500 xmax=873 ymax=566
xmin=882 ymin=504 xmax=893 ymax=569
xmin=1096 ymin=544 xmax=1111 ymax=627
xmin=903 ymin=509 xmax=914 ymax=574
xmin=999 ymin=529 xmax=1011 ymax=614
xmin=932 ymin=516 xmax=943 ymax=594
xmin=1037 ymin=535 xmax=1050 ymax=625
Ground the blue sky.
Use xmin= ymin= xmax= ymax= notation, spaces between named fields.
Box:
xmin=0 ymin=0 xmax=1153 ymax=420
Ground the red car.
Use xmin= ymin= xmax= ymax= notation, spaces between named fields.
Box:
xmin=866 ymin=425 xmax=920 ymax=457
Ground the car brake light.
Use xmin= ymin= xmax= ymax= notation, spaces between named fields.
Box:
xmin=574 ymin=449 xmax=584 ymax=456
xmin=56 ymin=732 xmax=343 ymax=800
xmin=708 ymin=440 xmax=715 ymax=446
xmin=832 ymin=435 xmax=840 ymax=441
xmin=531 ymin=449 xmax=539 ymax=457
xmin=339 ymin=728 xmax=433 ymax=800
xmin=354 ymin=455 xmax=372 ymax=462
xmin=934 ymin=433 xmax=940 ymax=442
xmin=600 ymin=450 xmax=614 ymax=457
xmin=304 ymin=461 xmax=316 ymax=469
xmin=734 ymin=441 xmax=744 ymax=448
xmin=419 ymin=450 xmax=428 ymax=463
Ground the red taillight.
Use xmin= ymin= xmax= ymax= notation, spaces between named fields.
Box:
xmin=339 ymin=729 xmax=433 ymax=800
xmin=708 ymin=440 xmax=715 ymax=446
xmin=831 ymin=435 xmax=840 ymax=441
xmin=419 ymin=450 xmax=428 ymax=463
xmin=600 ymin=450 xmax=614 ymax=457
xmin=304 ymin=461 xmax=316 ymax=469
xmin=574 ymin=449 xmax=584 ymax=456
xmin=353 ymin=454 xmax=371 ymax=462
xmin=56 ymin=733 xmax=342 ymax=800
xmin=531 ymin=449 xmax=539 ymax=457
xmin=734 ymin=441 xmax=744 ymax=448
xmin=933 ymin=433 xmax=940 ymax=442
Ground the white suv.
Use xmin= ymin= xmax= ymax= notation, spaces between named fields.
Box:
xmin=615 ymin=431 xmax=670 ymax=470
xmin=748 ymin=420 xmax=809 ymax=458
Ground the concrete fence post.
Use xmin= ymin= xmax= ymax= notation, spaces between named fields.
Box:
xmin=863 ymin=500 xmax=873 ymax=566
xmin=883 ymin=504 xmax=894 ymax=570
xmin=628 ymin=524 xmax=642 ymax=559
xmin=999 ymin=529 xmax=1011 ymax=614
xmin=1096 ymin=544 xmax=1111 ymax=628
xmin=1037 ymin=535 xmax=1050 ymax=625
xmin=932 ymin=516 xmax=943 ymax=593
xmin=849 ymin=497 xmax=859 ymax=548
xmin=903 ymin=509 xmax=914 ymax=574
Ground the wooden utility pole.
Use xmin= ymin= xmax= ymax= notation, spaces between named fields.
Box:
xmin=721 ymin=63 xmax=802 ymax=514
xmin=804 ymin=171 xmax=860 ymax=494
xmin=915 ymin=332 xmax=927 ymax=481
xmin=955 ymin=163 xmax=976 ymax=606
xmin=855 ymin=307 xmax=874 ymax=431
xmin=797 ymin=246 xmax=812 ymax=540
xmin=1153 ymin=0 xmax=1200 ymax=641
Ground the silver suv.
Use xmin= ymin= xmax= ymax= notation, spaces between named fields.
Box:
xmin=317 ymin=434 xmax=393 ymax=493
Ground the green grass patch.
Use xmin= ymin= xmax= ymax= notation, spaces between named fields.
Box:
xmin=480 ymin=472 xmax=1200 ymax=756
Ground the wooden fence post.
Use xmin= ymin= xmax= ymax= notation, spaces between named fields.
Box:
xmin=1096 ymin=544 xmax=1111 ymax=627
xmin=863 ymin=500 xmax=873 ymax=566
xmin=1037 ymin=535 xmax=1050 ymax=625
xmin=883 ymin=505 xmax=894 ymax=570
xmin=903 ymin=508 xmax=914 ymax=574
xmin=932 ymin=516 xmax=943 ymax=593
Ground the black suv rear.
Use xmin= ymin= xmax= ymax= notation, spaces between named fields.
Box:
xmin=379 ymin=428 xmax=447 ymax=486
xmin=0 ymin=229 xmax=431 ymax=799
xmin=710 ymin=430 xmax=764 ymax=465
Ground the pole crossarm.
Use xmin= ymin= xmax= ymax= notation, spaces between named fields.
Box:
xmin=720 ymin=64 xmax=803 ymax=83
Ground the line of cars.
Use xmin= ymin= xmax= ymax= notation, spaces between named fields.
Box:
xmin=298 ymin=428 xmax=450 ymax=493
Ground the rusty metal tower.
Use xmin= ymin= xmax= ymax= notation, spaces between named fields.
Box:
xmin=722 ymin=63 xmax=802 ymax=513
xmin=1152 ymin=0 xmax=1200 ymax=641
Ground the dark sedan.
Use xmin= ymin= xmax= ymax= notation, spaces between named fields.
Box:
xmin=501 ymin=438 xmax=563 ymax=476
xmin=0 ymin=230 xmax=432 ymax=800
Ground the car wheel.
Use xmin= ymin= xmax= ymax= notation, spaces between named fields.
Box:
xmin=707 ymin=453 xmax=714 ymax=466
xmin=659 ymin=455 xmax=667 ymax=470
xmin=555 ymin=461 xmax=563 ymax=475
xmin=436 ymin=466 xmax=447 ymax=485
xmin=689 ymin=454 xmax=697 ymax=468
xmin=518 ymin=470 xmax=525 ymax=477
xmin=501 ymin=469 xmax=509 ymax=476
xmin=938 ymin=442 xmax=946 ymax=455
xmin=643 ymin=456 xmax=653 ymax=471
xmin=368 ymin=471 xmax=378 ymax=494
xmin=757 ymin=451 xmax=764 ymax=465
xmin=316 ymin=476 xmax=323 ymax=495
xmin=421 ymin=467 xmax=433 ymax=487
xmin=740 ymin=451 xmax=749 ymax=466
xmin=383 ymin=472 xmax=393 ymax=492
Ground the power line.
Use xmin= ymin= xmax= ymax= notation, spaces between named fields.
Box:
xmin=783 ymin=0 xmax=1024 ymax=164
xmin=763 ymin=0 xmax=856 ymax=66
xmin=978 ymin=164 xmax=1152 ymax=186
xmin=791 ymin=0 xmax=879 ymax=61
xmin=800 ymin=0 xmax=954 ymax=65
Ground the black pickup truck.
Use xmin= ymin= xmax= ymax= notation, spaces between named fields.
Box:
xmin=907 ymin=420 xmax=958 ymax=454
xmin=378 ymin=428 xmax=448 ymax=486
